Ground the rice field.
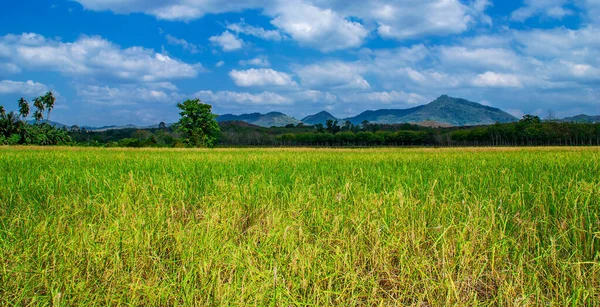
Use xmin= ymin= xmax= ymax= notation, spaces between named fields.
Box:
xmin=0 ymin=147 xmax=599 ymax=306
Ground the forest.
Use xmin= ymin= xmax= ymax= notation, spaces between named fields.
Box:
xmin=69 ymin=115 xmax=600 ymax=147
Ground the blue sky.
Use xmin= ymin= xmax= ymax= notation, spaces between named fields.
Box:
xmin=0 ymin=0 xmax=598 ymax=126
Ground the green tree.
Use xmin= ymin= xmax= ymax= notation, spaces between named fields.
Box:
xmin=43 ymin=91 xmax=56 ymax=121
xmin=158 ymin=121 xmax=167 ymax=130
xmin=175 ymin=98 xmax=220 ymax=148
xmin=18 ymin=97 xmax=30 ymax=119
xmin=0 ymin=105 xmax=5 ymax=117
xmin=32 ymin=96 xmax=45 ymax=122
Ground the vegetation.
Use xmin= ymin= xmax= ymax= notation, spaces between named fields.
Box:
xmin=176 ymin=98 xmax=220 ymax=148
xmin=66 ymin=115 xmax=600 ymax=148
xmin=0 ymin=147 xmax=598 ymax=305
xmin=0 ymin=93 xmax=71 ymax=145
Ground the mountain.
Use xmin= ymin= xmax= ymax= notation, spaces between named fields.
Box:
xmin=216 ymin=112 xmax=301 ymax=127
xmin=26 ymin=119 xmax=69 ymax=128
xmin=344 ymin=95 xmax=518 ymax=126
xmin=561 ymin=114 xmax=600 ymax=123
xmin=301 ymin=111 xmax=338 ymax=125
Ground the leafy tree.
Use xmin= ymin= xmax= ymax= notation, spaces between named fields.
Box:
xmin=325 ymin=119 xmax=341 ymax=134
xmin=32 ymin=96 xmax=45 ymax=122
xmin=0 ymin=112 xmax=22 ymax=138
xmin=158 ymin=121 xmax=167 ymax=130
xmin=0 ymin=105 xmax=5 ymax=117
xmin=43 ymin=91 xmax=56 ymax=121
xmin=175 ymin=98 xmax=220 ymax=148
xmin=314 ymin=123 xmax=325 ymax=133
xmin=18 ymin=97 xmax=30 ymax=119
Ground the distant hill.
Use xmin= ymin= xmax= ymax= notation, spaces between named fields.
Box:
xmin=561 ymin=114 xmax=600 ymax=123
xmin=216 ymin=112 xmax=300 ymax=127
xmin=26 ymin=119 xmax=69 ymax=128
xmin=344 ymin=95 xmax=517 ymax=126
xmin=218 ymin=120 xmax=262 ymax=128
xmin=301 ymin=111 xmax=338 ymax=125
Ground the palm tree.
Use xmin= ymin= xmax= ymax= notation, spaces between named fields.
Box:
xmin=43 ymin=91 xmax=56 ymax=122
xmin=18 ymin=97 xmax=30 ymax=119
xmin=32 ymin=96 xmax=45 ymax=122
xmin=1 ymin=111 xmax=21 ymax=137
xmin=0 ymin=105 xmax=5 ymax=118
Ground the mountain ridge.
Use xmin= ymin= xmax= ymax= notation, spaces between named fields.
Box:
xmin=35 ymin=95 xmax=597 ymax=128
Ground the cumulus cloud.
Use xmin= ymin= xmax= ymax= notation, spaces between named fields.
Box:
xmin=75 ymin=84 xmax=184 ymax=106
xmin=239 ymin=57 xmax=271 ymax=67
xmin=270 ymin=1 xmax=368 ymax=52
xmin=0 ymin=33 xmax=203 ymax=82
xmin=511 ymin=0 xmax=573 ymax=22
xmin=372 ymin=0 xmax=483 ymax=40
xmin=73 ymin=0 xmax=266 ymax=21
xmin=341 ymin=90 xmax=427 ymax=105
xmin=73 ymin=0 xmax=494 ymax=51
xmin=0 ymin=80 xmax=50 ymax=96
xmin=472 ymin=72 xmax=523 ymax=88
xmin=291 ymin=90 xmax=337 ymax=103
xmin=295 ymin=61 xmax=370 ymax=89
xmin=194 ymin=90 xmax=293 ymax=105
xmin=438 ymin=46 xmax=522 ymax=71
xmin=229 ymin=68 xmax=297 ymax=87
xmin=0 ymin=63 xmax=22 ymax=75
xmin=226 ymin=21 xmax=283 ymax=41
xmin=209 ymin=31 xmax=244 ymax=51
xmin=164 ymin=34 xmax=200 ymax=53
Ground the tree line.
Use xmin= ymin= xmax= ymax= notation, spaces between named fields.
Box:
xmin=0 ymin=93 xmax=71 ymax=145
xmin=3 ymin=97 xmax=599 ymax=147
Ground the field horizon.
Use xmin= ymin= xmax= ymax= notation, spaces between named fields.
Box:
xmin=1 ymin=146 xmax=599 ymax=305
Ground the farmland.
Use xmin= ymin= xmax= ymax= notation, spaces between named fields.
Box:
xmin=1 ymin=147 xmax=599 ymax=305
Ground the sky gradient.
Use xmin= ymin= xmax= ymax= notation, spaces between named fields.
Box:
xmin=0 ymin=0 xmax=599 ymax=126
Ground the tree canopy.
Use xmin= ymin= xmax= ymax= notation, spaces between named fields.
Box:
xmin=175 ymin=98 xmax=220 ymax=148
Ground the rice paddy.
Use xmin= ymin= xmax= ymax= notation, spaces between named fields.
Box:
xmin=1 ymin=147 xmax=599 ymax=306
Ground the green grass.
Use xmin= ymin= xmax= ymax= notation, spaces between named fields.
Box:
xmin=1 ymin=147 xmax=599 ymax=306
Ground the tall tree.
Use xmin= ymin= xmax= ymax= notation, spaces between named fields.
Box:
xmin=0 ymin=105 xmax=5 ymax=118
xmin=32 ymin=96 xmax=45 ymax=122
xmin=43 ymin=91 xmax=56 ymax=121
xmin=175 ymin=98 xmax=220 ymax=148
xmin=18 ymin=97 xmax=30 ymax=119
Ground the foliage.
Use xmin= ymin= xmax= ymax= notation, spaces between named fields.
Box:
xmin=176 ymin=98 xmax=220 ymax=148
xmin=0 ymin=94 xmax=71 ymax=145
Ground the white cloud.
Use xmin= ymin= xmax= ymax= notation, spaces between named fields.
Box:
xmin=270 ymin=1 xmax=368 ymax=52
xmin=439 ymin=46 xmax=522 ymax=71
xmin=226 ymin=21 xmax=283 ymax=41
xmin=75 ymin=84 xmax=183 ymax=106
xmin=341 ymin=90 xmax=427 ymax=105
xmin=215 ymin=61 xmax=225 ymax=67
xmin=373 ymin=0 xmax=477 ymax=39
xmin=292 ymin=90 xmax=337 ymax=103
xmin=0 ymin=80 xmax=50 ymax=96
xmin=472 ymin=72 xmax=523 ymax=88
xmin=229 ymin=68 xmax=297 ymax=87
xmin=73 ymin=0 xmax=492 ymax=51
xmin=0 ymin=63 xmax=22 ymax=74
xmin=511 ymin=0 xmax=572 ymax=22
xmin=295 ymin=61 xmax=370 ymax=89
xmin=195 ymin=90 xmax=293 ymax=105
xmin=0 ymin=33 xmax=203 ymax=82
xmin=209 ymin=31 xmax=244 ymax=51
xmin=239 ymin=57 xmax=271 ymax=67
xmin=73 ymin=0 xmax=266 ymax=21
xmin=165 ymin=34 xmax=200 ymax=53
